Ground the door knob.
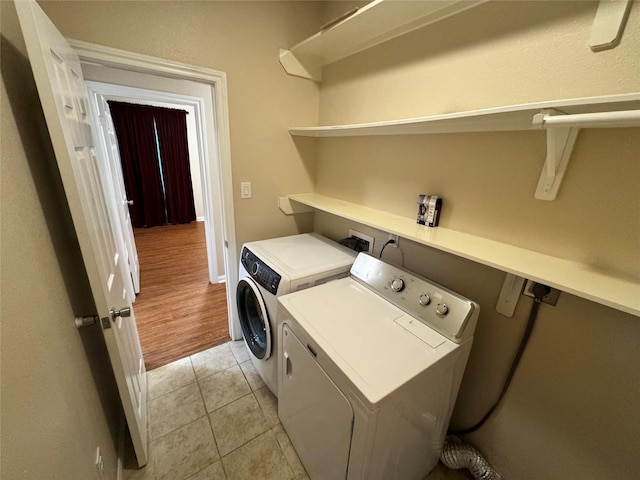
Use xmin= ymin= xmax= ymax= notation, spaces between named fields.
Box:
xmin=110 ymin=307 xmax=131 ymax=321
xmin=75 ymin=314 xmax=99 ymax=329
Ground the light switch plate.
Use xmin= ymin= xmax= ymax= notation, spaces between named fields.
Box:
xmin=240 ymin=182 xmax=252 ymax=199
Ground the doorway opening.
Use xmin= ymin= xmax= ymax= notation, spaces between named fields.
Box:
xmin=74 ymin=39 xmax=241 ymax=368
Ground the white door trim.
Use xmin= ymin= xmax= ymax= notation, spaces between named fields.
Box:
xmin=69 ymin=39 xmax=241 ymax=339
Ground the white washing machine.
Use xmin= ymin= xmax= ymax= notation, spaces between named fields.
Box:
xmin=277 ymin=253 xmax=480 ymax=480
xmin=236 ymin=233 xmax=357 ymax=396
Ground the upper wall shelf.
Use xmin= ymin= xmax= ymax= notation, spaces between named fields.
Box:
xmin=289 ymin=93 xmax=640 ymax=200
xmin=280 ymin=0 xmax=632 ymax=82
xmin=279 ymin=193 xmax=640 ymax=317
xmin=288 ymin=94 xmax=640 ymax=137
xmin=279 ymin=0 xmax=487 ymax=81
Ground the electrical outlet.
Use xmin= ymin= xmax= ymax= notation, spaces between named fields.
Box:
xmin=388 ymin=233 xmax=398 ymax=248
xmin=348 ymin=229 xmax=374 ymax=253
xmin=95 ymin=447 xmax=105 ymax=480
xmin=522 ymin=280 xmax=561 ymax=306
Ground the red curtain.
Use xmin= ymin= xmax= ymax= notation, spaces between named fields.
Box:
xmin=107 ymin=101 xmax=196 ymax=228
xmin=154 ymin=108 xmax=196 ymax=225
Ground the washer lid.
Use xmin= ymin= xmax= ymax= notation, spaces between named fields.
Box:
xmin=278 ymin=278 xmax=460 ymax=405
xmin=247 ymin=233 xmax=356 ymax=279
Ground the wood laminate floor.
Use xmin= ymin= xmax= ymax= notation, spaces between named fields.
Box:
xmin=133 ymin=222 xmax=230 ymax=370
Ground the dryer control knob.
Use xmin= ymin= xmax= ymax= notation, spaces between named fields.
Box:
xmin=390 ymin=278 xmax=405 ymax=292
xmin=251 ymin=263 xmax=260 ymax=276
xmin=436 ymin=303 xmax=449 ymax=315
xmin=419 ymin=294 xmax=431 ymax=306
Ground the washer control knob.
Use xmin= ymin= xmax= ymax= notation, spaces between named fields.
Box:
xmin=436 ymin=303 xmax=449 ymax=315
xmin=251 ymin=263 xmax=260 ymax=276
xmin=419 ymin=294 xmax=431 ymax=306
xmin=390 ymin=278 xmax=405 ymax=292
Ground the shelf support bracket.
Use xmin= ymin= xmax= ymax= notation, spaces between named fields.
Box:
xmin=279 ymin=48 xmax=321 ymax=82
xmin=279 ymin=196 xmax=315 ymax=215
xmin=589 ymin=0 xmax=632 ymax=51
xmin=533 ymin=109 xmax=580 ymax=201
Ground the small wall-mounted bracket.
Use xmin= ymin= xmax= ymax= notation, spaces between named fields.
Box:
xmin=589 ymin=0 xmax=632 ymax=52
xmin=495 ymin=273 xmax=526 ymax=317
xmin=278 ymin=196 xmax=315 ymax=215
xmin=279 ymin=49 xmax=321 ymax=82
xmin=532 ymin=109 xmax=580 ymax=201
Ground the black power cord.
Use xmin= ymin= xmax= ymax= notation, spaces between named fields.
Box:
xmin=449 ymin=282 xmax=551 ymax=435
xmin=379 ymin=239 xmax=396 ymax=258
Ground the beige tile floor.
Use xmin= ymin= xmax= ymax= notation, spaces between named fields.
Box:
xmin=124 ymin=340 xmax=472 ymax=480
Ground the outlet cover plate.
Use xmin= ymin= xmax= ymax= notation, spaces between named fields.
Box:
xmin=388 ymin=233 xmax=398 ymax=248
xmin=348 ymin=229 xmax=374 ymax=253
xmin=523 ymin=280 xmax=561 ymax=306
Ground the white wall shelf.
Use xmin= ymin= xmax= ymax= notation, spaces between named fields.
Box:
xmin=289 ymin=93 xmax=640 ymax=201
xmin=281 ymin=0 xmax=631 ymax=81
xmin=279 ymin=0 xmax=487 ymax=82
xmin=279 ymin=193 xmax=640 ymax=317
xmin=289 ymin=94 xmax=640 ymax=137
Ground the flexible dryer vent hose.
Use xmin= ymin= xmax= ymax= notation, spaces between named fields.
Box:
xmin=440 ymin=436 xmax=502 ymax=480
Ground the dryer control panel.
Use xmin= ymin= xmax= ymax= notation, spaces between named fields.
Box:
xmin=241 ymin=247 xmax=281 ymax=295
xmin=350 ymin=253 xmax=479 ymax=344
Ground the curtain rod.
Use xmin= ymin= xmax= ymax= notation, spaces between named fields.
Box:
xmin=534 ymin=109 xmax=640 ymax=129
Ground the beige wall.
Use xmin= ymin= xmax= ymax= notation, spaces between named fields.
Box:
xmin=312 ymin=1 xmax=640 ymax=479
xmin=320 ymin=1 xmax=370 ymax=26
xmin=38 ymin=0 xmax=323 ymax=253
xmin=1 ymin=1 xmax=121 ymax=478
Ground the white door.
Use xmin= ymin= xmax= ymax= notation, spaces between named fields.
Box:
xmin=16 ymin=0 xmax=148 ymax=466
xmin=91 ymin=91 xmax=141 ymax=295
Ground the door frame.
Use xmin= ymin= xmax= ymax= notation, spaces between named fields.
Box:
xmin=69 ymin=39 xmax=241 ymax=340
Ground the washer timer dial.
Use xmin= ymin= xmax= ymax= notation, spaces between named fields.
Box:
xmin=419 ymin=294 xmax=431 ymax=306
xmin=390 ymin=278 xmax=405 ymax=292
xmin=436 ymin=303 xmax=449 ymax=315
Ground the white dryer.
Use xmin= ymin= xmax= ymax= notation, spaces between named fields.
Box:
xmin=236 ymin=233 xmax=356 ymax=396
xmin=277 ymin=253 xmax=480 ymax=480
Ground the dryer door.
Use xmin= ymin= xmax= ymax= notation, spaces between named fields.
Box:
xmin=236 ymin=278 xmax=272 ymax=360
xmin=279 ymin=324 xmax=353 ymax=479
